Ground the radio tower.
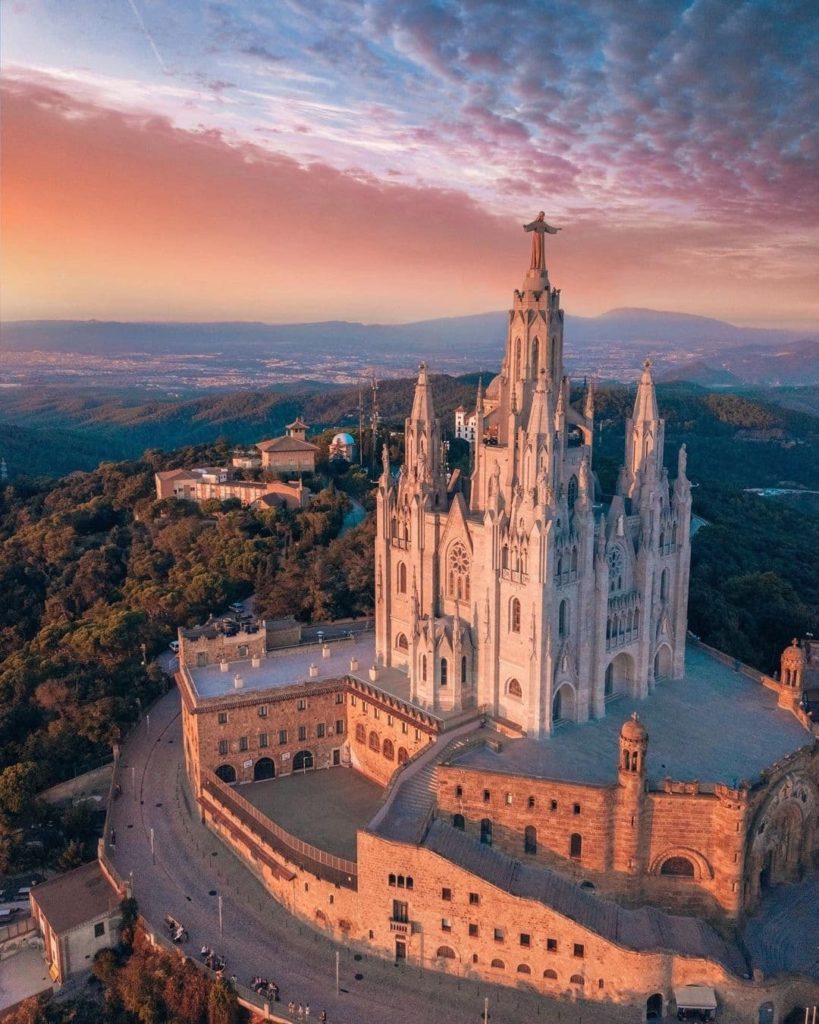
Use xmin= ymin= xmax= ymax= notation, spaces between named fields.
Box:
xmin=370 ymin=373 xmax=380 ymax=476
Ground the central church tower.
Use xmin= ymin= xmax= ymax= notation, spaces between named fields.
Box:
xmin=375 ymin=218 xmax=692 ymax=737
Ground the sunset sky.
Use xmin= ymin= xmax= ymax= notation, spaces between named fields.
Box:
xmin=2 ymin=0 xmax=817 ymax=328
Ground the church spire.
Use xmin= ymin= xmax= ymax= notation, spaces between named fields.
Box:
xmin=410 ymin=361 xmax=434 ymax=425
xmin=624 ymin=359 xmax=664 ymax=504
xmin=404 ymin=361 xmax=446 ymax=505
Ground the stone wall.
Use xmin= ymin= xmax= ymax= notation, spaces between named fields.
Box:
xmin=180 ymin=628 xmax=267 ymax=669
xmin=347 ymin=688 xmax=436 ymax=785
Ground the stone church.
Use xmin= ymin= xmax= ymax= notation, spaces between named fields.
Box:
xmin=375 ymin=224 xmax=692 ymax=737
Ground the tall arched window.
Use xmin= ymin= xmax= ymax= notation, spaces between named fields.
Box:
xmin=604 ymin=663 xmax=614 ymax=697
xmin=369 ymin=731 xmax=380 ymax=753
xmin=421 ymin=655 xmax=427 ymax=682
xmin=558 ymin=599 xmax=569 ymax=637
xmin=397 ymin=747 xmax=408 ymax=765
xmin=355 ymin=723 xmax=366 ymax=742
xmin=452 ymin=813 xmax=465 ymax=830
xmin=567 ymin=475 xmax=578 ymax=509
xmin=524 ymin=825 xmax=537 ymax=855
xmin=515 ymin=337 xmax=521 ymax=372
xmin=510 ymin=598 xmax=521 ymax=633
xmin=608 ymin=546 xmax=624 ymax=593
xmin=440 ymin=658 xmax=448 ymax=686
xmin=447 ymin=542 xmax=471 ymax=602
xmin=383 ymin=739 xmax=395 ymax=760
xmin=660 ymin=568 xmax=669 ymax=601
xmin=570 ymin=833 xmax=582 ymax=859
xmin=531 ymin=337 xmax=539 ymax=376
xmin=480 ymin=819 xmax=492 ymax=846
xmin=397 ymin=562 xmax=407 ymax=594
xmin=461 ymin=656 xmax=468 ymax=684
xmin=502 ymin=545 xmax=509 ymax=570
xmin=571 ymin=546 xmax=578 ymax=574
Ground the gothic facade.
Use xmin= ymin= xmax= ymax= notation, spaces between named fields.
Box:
xmin=375 ymin=242 xmax=692 ymax=737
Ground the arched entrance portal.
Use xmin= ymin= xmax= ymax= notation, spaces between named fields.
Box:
xmin=646 ymin=993 xmax=663 ymax=1020
xmin=758 ymin=1002 xmax=774 ymax=1024
xmin=215 ymin=764 xmax=236 ymax=784
xmin=654 ymin=645 xmax=672 ymax=680
xmin=552 ymin=683 xmax=575 ymax=724
xmin=293 ymin=750 xmax=314 ymax=772
xmin=253 ymin=757 xmax=275 ymax=781
xmin=606 ymin=652 xmax=634 ymax=697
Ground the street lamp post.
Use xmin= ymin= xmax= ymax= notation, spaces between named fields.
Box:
xmin=218 ymin=894 xmax=223 ymax=937
xmin=335 ymin=951 xmax=339 ymax=995
xmin=150 ymin=828 xmax=155 ymax=865
xmin=483 ymin=996 xmax=488 ymax=1024
xmin=131 ymin=765 xmax=136 ymax=802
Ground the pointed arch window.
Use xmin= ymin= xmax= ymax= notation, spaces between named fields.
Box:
xmin=421 ymin=654 xmax=427 ymax=682
xmin=440 ymin=658 xmax=448 ymax=687
xmin=510 ymin=598 xmax=521 ymax=633
xmin=660 ymin=568 xmax=669 ymax=601
xmin=558 ymin=599 xmax=569 ymax=638
xmin=607 ymin=547 xmax=624 ymax=593
xmin=531 ymin=337 xmax=540 ymax=376
xmin=397 ymin=561 xmax=407 ymax=594
xmin=447 ymin=542 xmax=471 ymax=602
xmin=461 ymin=656 xmax=468 ymax=685
xmin=567 ymin=475 xmax=578 ymax=509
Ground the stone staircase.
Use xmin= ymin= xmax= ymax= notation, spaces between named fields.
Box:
xmin=368 ymin=722 xmax=486 ymax=843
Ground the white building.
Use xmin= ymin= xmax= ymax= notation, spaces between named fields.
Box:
xmin=454 ymin=406 xmax=477 ymax=442
xmin=374 ymin=226 xmax=691 ymax=737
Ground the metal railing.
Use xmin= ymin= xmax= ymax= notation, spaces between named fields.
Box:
xmin=203 ymin=771 xmax=358 ymax=886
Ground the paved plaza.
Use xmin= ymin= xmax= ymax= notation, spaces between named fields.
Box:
xmin=241 ymin=768 xmax=383 ymax=861
xmin=456 ymin=645 xmax=811 ymax=786
xmin=0 ymin=947 xmax=51 ymax=1011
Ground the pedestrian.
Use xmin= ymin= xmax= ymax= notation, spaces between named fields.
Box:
xmin=297 ymin=1003 xmax=303 ymax=1019
xmin=305 ymin=1005 xmax=310 ymax=1018
xmin=320 ymin=1011 xmax=327 ymax=1024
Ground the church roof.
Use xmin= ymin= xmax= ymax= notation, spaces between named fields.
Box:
xmin=286 ymin=416 xmax=309 ymax=430
xmin=256 ymin=436 xmax=319 ymax=453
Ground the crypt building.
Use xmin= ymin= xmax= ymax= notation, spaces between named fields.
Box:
xmin=375 ymin=238 xmax=691 ymax=736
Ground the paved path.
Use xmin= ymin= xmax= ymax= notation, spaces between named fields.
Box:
xmin=108 ymin=689 xmax=644 ymax=1024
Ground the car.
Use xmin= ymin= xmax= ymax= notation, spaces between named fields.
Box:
xmin=229 ymin=602 xmax=245 ymax=613
xmin=169 ymin=640 xmax=180 ymax=653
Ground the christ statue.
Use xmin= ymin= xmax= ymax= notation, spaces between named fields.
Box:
xmin=523 ymin=211 xmax=560 ymax=270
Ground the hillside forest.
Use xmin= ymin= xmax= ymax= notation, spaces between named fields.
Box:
xmin=0 ymin=380 xmax=817 ymax=876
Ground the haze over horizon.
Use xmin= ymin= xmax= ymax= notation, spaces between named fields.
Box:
xmin=2 ymin=1 xmax=818 ymax=330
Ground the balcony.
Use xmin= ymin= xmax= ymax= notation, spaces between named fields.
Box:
xmin=389 ymin=919 xmax=411 ymax=935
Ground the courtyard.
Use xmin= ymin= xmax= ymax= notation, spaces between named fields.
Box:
xmin=241 ymin=766 xmax=384 ymax=861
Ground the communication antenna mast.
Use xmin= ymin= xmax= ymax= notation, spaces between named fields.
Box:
xmin=370 ymin=372 xmax=380 ymax=475
xmin=357 ymin=382 xmax=365 ymax=466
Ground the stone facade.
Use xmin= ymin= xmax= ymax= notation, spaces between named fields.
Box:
xmin=375 ymin=254 xmax=691 ymax=737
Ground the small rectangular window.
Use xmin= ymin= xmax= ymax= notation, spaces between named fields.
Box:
xmin=573 ymin=803 xmax=581 ymax=815
xmin=362 ymin=701 xmax=368 ymax=714
xmin=217 ymin=712 xmax=228 ymax=725
xmin=401 ymin=721 xmax=408 ymax=734
xmin=335 ymin=719 xmax=344 ymax=734
xmin=415 ymin=728 xmax=421 ymax=740
xmin=550 ymin=799 xmax=558 ymax=811
xmin=387 ymin=714 xmax=393 ymax=726
xmin=316 ymin=723 xmax=325 ymax=739
xmin=469 ymin=892 xmax=480 ymax=905
xmin=520 ymin=933 xmax=531 ymax=947
xmin=259 ymin=732 xmax=268 ymax=749
xmin=441 ymin=918 xmax=452 ymax=932
xmin=547 ymin=938 xmax=557 ymax=952
xmin=527 ymin=796 xmax=535 ymax=809
xmin=573 ymin=943 xmax=585 ymax=958
xmin=455 ymin=785 xmax=463 ymax=798
xmin=351 ymin=695 xmax=357 ymax=706
xmin=297 ymin=699 xmax=307 ymax=711
xmin=298 ymin=725 xmax=307 ymax=741
xmin=94 ymin=922 xmax=105 ymax=938
xmin=335 ymin=692 xmax=344 ymax=704
xmin=239 ymin=736 xmax=248 ymax=752
xmin=258 ymin=705 xmax=268 ymax=718
xmin=493 ymin=928 xmax=504 ymax=942
xmin=218 ymin=739 xmax=228 ymax=755
xmin=505 ymin=793 xmax=513 ymax=805
xmin=469 ymin=923 xmax=479 ymax=937
xmin=441 ymin=888 xmax=452 ymax=901
xmin=483 ymin=790 xmax=491 ymax=802
xmin=374 ymin=707 xmax=380 ymax=720
xmin=279 ymin=729 xmax=288 ymax=745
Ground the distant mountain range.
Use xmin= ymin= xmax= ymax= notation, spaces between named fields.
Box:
xmin=2 ymin=308 xmax=817 ymax=387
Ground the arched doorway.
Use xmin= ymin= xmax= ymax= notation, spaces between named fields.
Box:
xmin=654 ymin=645 xmax=672 ymax=680
xmin=606 ymin=652 xmax=634 ymax=696
xmin=646 ymin=993 xmax=663 ymax=1020
xmin=480 ymin=818 xmax=492 ymax=845
xmin=253 ymin=757 xmax=275 ymax=781
xmin=552 ymin=683 xmax=575 ymax=723
xmin=758 ymin=1002 xmax=775 ymax=1024
xmin=215 ymin=764 xmax=236 ymax=783
xmin=293 ymin=750 xmax=314 ymax=772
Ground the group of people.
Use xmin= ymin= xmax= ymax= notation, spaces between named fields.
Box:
xmin=200 ymin=945 xmax=227 ymax=975
xmin=285 ymin=1003 xmax=328 ymax=1022
xmin=252 ymin=977 xmax=279 ymax=1001
xmin=164 ymin=915 xmax=189 ymax=944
